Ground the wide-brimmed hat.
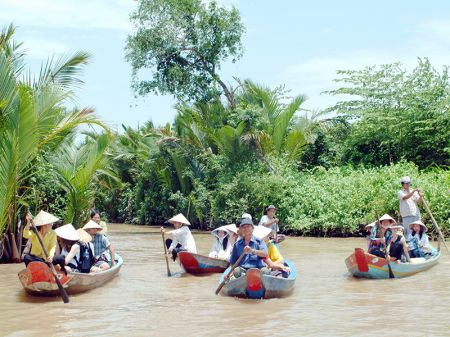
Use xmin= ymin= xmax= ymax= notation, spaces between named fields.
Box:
xmin=409 ymin=220 xmax=427 ymax=232
xmin=239 ymin=218 xmax=254 ymax=227
xmin=401 ymin=176 xmax=411 ymax=184
xmin=33 ymin=210 xmax=59 ymax=227
xmin=211 ymin=225 xmax=230 ymax=238
xmin=223 ymin=224 xmax=238 ymax=235
xmin=378 ymin=214 xmax=397 ymax=226
xmin=55 ymin=224 xmax=79 ymax=241
xmin=83 ymin=219 xmax=103 ymax=230
xmin=77 ymin=229 xmax=92 ymax=243
xmin=168 ymin=213 xmax=191 ymax=226
xmin=266 ymin=205 xmax=277 ymax=212
xmin=253 ymin=225 xmax=272 ymax=240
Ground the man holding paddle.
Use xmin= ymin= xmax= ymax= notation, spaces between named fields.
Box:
xmin=397 ymin=176 xmax=423 ymax=236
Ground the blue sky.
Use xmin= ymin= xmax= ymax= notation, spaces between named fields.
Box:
xmin=1 ymin=0 xmax=450 ymax=130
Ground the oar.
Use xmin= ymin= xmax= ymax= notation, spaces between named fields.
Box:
xmin=161 ymin=231 xmax=171 ymax=277
xmin=215 ymin=252 xmax=245 ymax=295
xmin=422 ymin=196 xmax=450 ymax=255
xmin=384 ymin=239 xmax=395 ymax=279
xmin=30 ymin=220 xmax=69 ymax=303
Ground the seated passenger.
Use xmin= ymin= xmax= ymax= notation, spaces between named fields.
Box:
xmin=389 ymin=226 xmax=410 ymax=262
xmin=83 ymin=220 xmax=116 ymax=270
xmin=230 ymin=218 xmax=268 ymax=278
xmin=54 ymin=224 xmax=96 ymax=273
xmin=368 ymin=214 xmax=408 ymax=261
xmin=160 ymin=213 xmax=197 ymax=261
xmin=209 ymin=225 xmax=233 ymax=260
xmin=407 ymin=220 xmax=437 ymax=257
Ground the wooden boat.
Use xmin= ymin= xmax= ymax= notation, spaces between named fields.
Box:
xmin=345 ymin=248 xmax=440 ymax=279
xmin=178 ymin=251 xmax=229 ymax=275
xmin=18 ymin=254 xmax=123 ymax=296
xmin=218 ymin=259 xmax=297 ymax=299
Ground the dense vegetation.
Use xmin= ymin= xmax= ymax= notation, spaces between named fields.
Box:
xmin=0 ymin=0 xmax=449 ymax=261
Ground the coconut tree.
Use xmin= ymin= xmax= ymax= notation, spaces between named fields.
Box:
xmin=0 ymin=25 xmax=106 ymax=262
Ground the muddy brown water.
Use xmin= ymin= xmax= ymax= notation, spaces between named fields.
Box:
xmin=0 ymin=224 xmax=449 ymax=337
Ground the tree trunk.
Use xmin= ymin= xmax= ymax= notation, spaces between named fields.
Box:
xmin=216 ymin=78 xmax=236 ymax=109
xmin=3 ymin=234 xmax=12 ymax=262
xmin=9 ymin=232 xmax=20 ymax=263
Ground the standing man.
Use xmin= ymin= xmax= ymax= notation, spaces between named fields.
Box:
xmin=397 ymin=176 xmax=423 ymax=236
xmin=259 ymin=205 xmax=285 ymax=243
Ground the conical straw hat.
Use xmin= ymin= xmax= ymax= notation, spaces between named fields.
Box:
xmin=83 ymin=220 xmax=103 ymax=230
xmin=77 ymin=229 xmax=92 ymax=243
xmin=223 ymin=224 xmax=238 ymax=235
xmin=378 ymin=214 xmax=397 ymax=225
xmin=168 ymin=213 xmax=191 ymax=226
xmin=33 ymin=210 xmax=59 ymax=227
xmin=55 ymin=224 xmax=79 ymax=241
xmin=364 ymin=221 xmax=377 ymax=231
xmin=211 ymin=225 xmax=230 ymax=238
xmin=409 ymin=220 xmax=427 ymax=232
xmin=253 ymin=225 xmax=272 ymax=240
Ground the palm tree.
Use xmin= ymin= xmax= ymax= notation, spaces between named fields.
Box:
xmin=0 ymin=25 xmax=107 ymax=261
xmin=49 ymin=133 xmax=120 ymax=228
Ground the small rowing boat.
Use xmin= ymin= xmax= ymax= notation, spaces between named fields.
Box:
xmin=218 ymin=259 xmax=297 ymax=299
xmin=178 ymin=251 xmax=229 ymax=275
xmin=345 ymin=248 xmax=440 ymax=279
xmin=18 ymin=254 xmax=123 ymax=296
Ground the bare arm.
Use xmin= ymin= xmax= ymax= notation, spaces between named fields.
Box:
xmin=65 ymin=245 xmax=80 ymax=265
xmin=109 ymin=244 xmax=116 ymax=265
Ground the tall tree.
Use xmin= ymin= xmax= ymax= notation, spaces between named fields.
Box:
xmin=125 ymin=0 xmax=245 ymax=108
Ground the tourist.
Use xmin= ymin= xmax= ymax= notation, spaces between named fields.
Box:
xmin=160 ymin=213 xmax=197 ymax=261
xmin=229 ymin=218 xmax=268 ymax=278
xmin=398 ymin=176 xmax=423 ymax=236
xmin=209 ymin=225 xmax=233 ymax=260
xmin=259 ymin=205 xmax=285 ymax=243
xmin=83 ymin=220 xmax=116 ymax=270
xmin=22 ymin=210 xmax=59 ymax=266
xmin=407 ymin=220 xmax=437 ymax=257
xmin=253 ymin=225 xmax=289 ymax=276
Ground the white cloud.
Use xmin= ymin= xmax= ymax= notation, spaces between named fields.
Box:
xmin=0 ymin=0 xmax=135 ymax=31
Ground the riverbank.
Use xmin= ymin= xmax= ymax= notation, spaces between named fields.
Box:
xmin=1 ymin=223 xmax=449 ymax=337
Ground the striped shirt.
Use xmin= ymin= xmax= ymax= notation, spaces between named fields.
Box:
xmin=92 ymin=233 xmax=110 ymax=257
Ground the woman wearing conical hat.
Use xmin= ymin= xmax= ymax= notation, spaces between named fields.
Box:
xmin=160 ymin=213 xmax=197 ymax=261
xmin=368 ymin=214 xmax=409 ymax=261
xmin=22 ymin=210 xmax=59 ymax=266
xmin=209 ymin=225 xmax=235 ymax=261
xmin=407 ymin=220 xmax=437 ymax=257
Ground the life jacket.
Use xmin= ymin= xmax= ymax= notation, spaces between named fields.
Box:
xmin=75 ymin=242 xmax=95 ymax=273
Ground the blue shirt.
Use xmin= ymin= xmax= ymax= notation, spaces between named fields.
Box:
xmin=230 ymin=235 xmax=268 ymax=269
xmin=92 ymin=233 xmax=110 ymax=257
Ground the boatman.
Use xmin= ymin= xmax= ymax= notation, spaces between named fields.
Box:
xmin=229 ymin=217 xmax=269 ymax=278
xmin=397 ymin=176 xmax=423 ymax=236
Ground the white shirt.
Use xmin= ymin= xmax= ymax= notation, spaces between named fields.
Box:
xmin=169 ymin=226 xmax=197 ymax=253
xmin=407 ymin=232 xmax=433 ymax=253
xmin=398 ymin=189 xmax=420 ymax=217
xmin=258 ymin=215 xmax=278 ymax=234
xmin=209 ymin=235 xmax=232 ymax=261
xmin=62 ymin=245 xmax=80 ymax=267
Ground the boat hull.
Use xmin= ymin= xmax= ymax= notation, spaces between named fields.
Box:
xmin=18 ymin=254 xmax=123 ymax=296
xmin=179 ymin=251 xmax=229 ymax=275
xmin=345 ymin=248 xmax=440 ymax=279
xmin=219 ymin=259 xmax=297 ymax=299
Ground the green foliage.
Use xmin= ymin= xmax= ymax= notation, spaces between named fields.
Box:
xmin=126 ymin=0 xmax=245 ymax=106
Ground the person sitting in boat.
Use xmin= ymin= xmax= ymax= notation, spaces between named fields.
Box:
xmin=160 ymin=213 xmax=197 ymax=261
xmin=368 ymin=214 xmax=409 ymax=262
xmin=229 ymin=217 xmax=269 ymax=278
xmin=364 ymin=221 xmax=377 ymax=237
xmin=389 ymin=225 xmax=410 ymax=262
xmin=54 ymin=224 xmax=97 ymax=273
xmin=90 ymin=209 xmax=108 ymax=235
xmin=259 ymin=205 xmax=285 ymax=243
xmin=209 ymin=225 xmax=233 ymax=261
xmin=407 ymin=220 xmax=437 ymax=257
xmin=22 ymin=211 xmax=60 ymax=267
xmin=253 ymin=225 xmax=290 ymax=277
xmin=83 ymin=220 xmax=116 ymax=270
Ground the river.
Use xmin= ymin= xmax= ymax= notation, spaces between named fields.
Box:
xmin=0 ymin=223 xmax=449 ymax=337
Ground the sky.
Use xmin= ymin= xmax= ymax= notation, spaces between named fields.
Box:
xmin=1 ymin=0 xmax=450 ymax=131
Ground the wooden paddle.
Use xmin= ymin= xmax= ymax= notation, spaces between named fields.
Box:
xmin=161 ymin=231 xmax=171 ymax=277
xmin=384 ymin=241 xmax=395 ymax=279
xmin=215 ymin=252 xmax=245 ymax=295
xmin=30 ymin=220 xmax=69 ymax=303
xmin=422 ymin=196 xmax=450 ymax=255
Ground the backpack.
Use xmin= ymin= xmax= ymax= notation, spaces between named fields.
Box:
xmin=75 ymin=242 xmax=95 ymax=273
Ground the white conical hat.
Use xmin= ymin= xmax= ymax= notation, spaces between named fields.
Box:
xmin=77 ymin=229 xmax=92 ymax=243
xmin=55 ymin=224 xmax=79 ymax=241
xmin=83 ymin=220 xmax=103 ymax=230
xmin=168 ymin=213 xmax=191 ymax=226
xmin=378 ymin=214 xmax=397 ymax=225
xmin=211 ymin=225 xmax=230 ymax=238
xmin=33 ymin=210 xmax=59 ymax=227
xmin=364 ymin=221 xmax=377 ymax=231
xmin=253 ymin=225 xmax=272 ymax=240
xmin=409 ymin=220 xmax=427 ymax=232
xmin=223 ymin=224 xmax=238 ymax=235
